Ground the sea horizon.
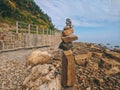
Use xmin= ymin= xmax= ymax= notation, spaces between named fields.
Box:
xmin=76 ymin=38 xmax=120 ymax=50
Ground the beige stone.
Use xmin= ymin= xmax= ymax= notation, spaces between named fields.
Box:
xmin=99 ymin=58 xmax=120 ymax=75
xmin=26 ymin=50 xmax=51 ymax=68
xmin=63 ymin=50 xmax=73 ymax=55
xmin=105 ymin=50 xmax=120 ymax=60
xmin=64 ymin=26 xmax=70 ymax=30
xmin=74 ymin=52 xmax=92 ymax=66
xmin=62 ymin=34 xmax=78 ymax=43
xmin=23 ymin=64 xmax=58 ymax=89
xmin=62 ymin=50 xmax=76 ymax=86
xmin=62 ymin=28 xmax=73 ymax=36
xmin=75 ymin=52 xmax=92 ymax=60
xmin=92 ymin=52 xmax=103 ymax=58
xmin=100 ymin=58 xmax=120 ymax=68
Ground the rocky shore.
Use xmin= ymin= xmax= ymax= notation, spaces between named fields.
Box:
xmin=0 ymin=42 xmax=120 ymax=90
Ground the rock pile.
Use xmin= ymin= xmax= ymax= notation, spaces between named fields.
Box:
xmin=59 ymin=18 xmax=78 ymax=50
xmin=59 ymin=18 xmax=78 ymax=87
xmin=23 ymin=64 xmax=61 ymax=90
xmin=0 ymin=42 xmax=120 ymax=90
xmin=73 ymin=42 xmax=120 ymax=90
xmin=23 ymin=50 xmax=62 ymax=90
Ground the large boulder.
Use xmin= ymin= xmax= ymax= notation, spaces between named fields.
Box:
xmin=23 ymin=64 xmax=61 ymax=90
xmin=26 ymin=50 xmax=52 ymax=68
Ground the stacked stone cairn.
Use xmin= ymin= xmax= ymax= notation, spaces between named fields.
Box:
xmin=59 ymin=18 xmax=78 ymax=87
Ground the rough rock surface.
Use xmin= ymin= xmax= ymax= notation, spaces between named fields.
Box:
xmin=26 ymin=50 xmax=52 ymax=68
xmin=0 ymin=42 xmax=120 ymax=90
xmin=73 ymin=42 xmax=120 ymax=90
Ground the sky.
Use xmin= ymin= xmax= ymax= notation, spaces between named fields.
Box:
xmin=34 ymin=0 xmax=120 ymax=46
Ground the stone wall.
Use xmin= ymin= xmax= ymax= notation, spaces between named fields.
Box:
xmin=0 ymin=32 xmax=61 ymax=51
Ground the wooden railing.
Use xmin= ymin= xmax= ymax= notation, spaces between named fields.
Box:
xmin=0 ymin=21 xmax=61 ymax=52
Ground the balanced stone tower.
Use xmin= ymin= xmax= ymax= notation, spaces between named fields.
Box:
xmin=59 ymin=18 xmax=78 ymax=87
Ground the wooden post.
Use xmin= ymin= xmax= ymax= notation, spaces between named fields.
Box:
xmin=16 ymin=21 xmax=18 ymax=33
xmin=46 ymin=29 xmax=48 ymax=46
xmin=36 ymin=26 xmax=38 ymax=35
xmin=12 ymin=36 xmax=14 ymax=49
xmin=1 ymin=40 xmax=4 ymax=50
xmin=42 ymin=28 xmax=44 ymax=35
xmin=28 ymin=24 xmax=30 ymax=35
xmin=50 ymin=30 xmax=52 ymax=46
xmin=43 ymin=28 xmax=45 ymax=46
xmin=48 ymin=29 xmax=50 ymax=45
xmin=28 ymin=24 xmax=30 ymax=47
xmin=51 ymin=30 xmax=53 ymax=45
xmin=19 ymin=31 xmax=21 ymax=48
xmin=52 ymin=30 xmax=54 ymax=45
xmin=36 ymin=25 xmax=38 ymax=46
xmin=23 ymin=33 xmax=26 ymax=48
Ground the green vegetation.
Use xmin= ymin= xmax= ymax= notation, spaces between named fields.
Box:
xmin=0 ymin=0 xmax=55 ymax=30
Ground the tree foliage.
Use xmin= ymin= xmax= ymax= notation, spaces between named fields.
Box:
xmin=0 ymin=0 xmax=55 ymax=30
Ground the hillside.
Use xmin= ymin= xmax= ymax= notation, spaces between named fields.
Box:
xmin=0 ymin=0 xmax=54 ymax=30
